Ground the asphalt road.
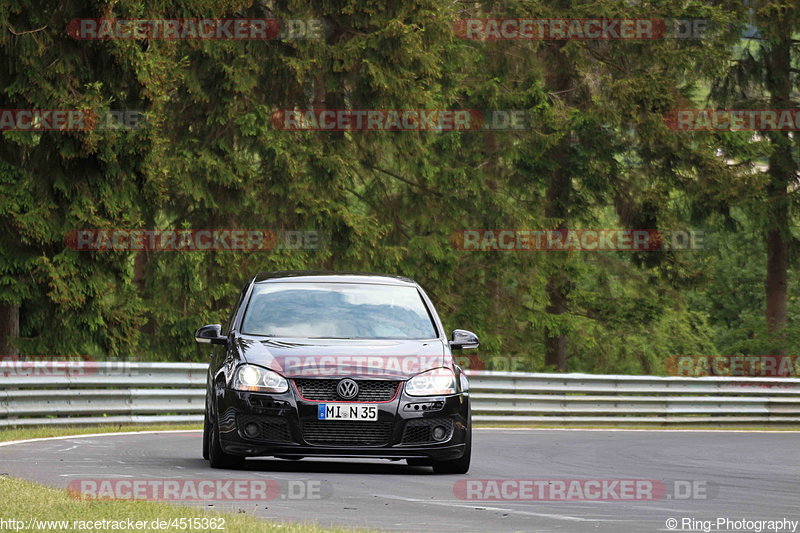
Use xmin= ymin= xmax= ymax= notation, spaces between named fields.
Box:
xmin=1 ymin=429 xmax=798 ymax=533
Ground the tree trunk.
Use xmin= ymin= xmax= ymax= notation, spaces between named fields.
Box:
xmin=544 ymin=157 xmax=571 ymax=371
xmin=0 ymin=303 xmax=20 ymax=356
xmin=763 ymin=15 xmax=794 ymax=355
xmin=765 ymin=225 xmax=788 ymax=354
xmin=543 ymin=42 xmax=574 ymax=372
xmin=544 ymin=273 xmax=569 ymax=371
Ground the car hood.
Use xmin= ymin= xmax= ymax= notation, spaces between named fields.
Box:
xmin=235 ymin=336 xmax=449 ymax=379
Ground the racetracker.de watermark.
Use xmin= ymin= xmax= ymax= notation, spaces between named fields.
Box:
xmin=452 ymin=229 xmax=704 ymax=251
xmin=0 ymin=356 xmax=133 ymax=377
xmin=271 ymin=355 xmax=448 ymax=378
xmin=67 ymin=18 xmax=326 ymax=40
xmin=262 ymin=354 xmax=525 ymax=375
xmin=453 ymin=354 xmax=527 ymax=372
xmin=454 ymin=18 xmax=710 ymax=40
xmin=271 ymin=109 xmax=526 ymax=131
xmin=454 ymin=479 xmax=713 ymax=501
xmin=64 ymin=229 xmax=323 ymax=251
xmin=0 ymin=109 xmax=145 ymax=131
xmin=665 ymin=109 xmax=800 ymax=131
xmin=666 ymin=355 xmax=800 ymax=377
xmin=67 ymin=479 xmax=331 ymax=501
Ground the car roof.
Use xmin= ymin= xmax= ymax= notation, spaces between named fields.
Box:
xmin=252 ymin=271 xmax=417 ymax=286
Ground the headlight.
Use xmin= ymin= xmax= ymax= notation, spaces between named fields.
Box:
xmin=232 ymin=364 xmax=288 ymax=393
xmin=405 ymin=368 xmax=457 ymax=396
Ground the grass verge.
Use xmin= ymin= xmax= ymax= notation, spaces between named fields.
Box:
xmin=0 ymin=476 xmax=357 ymax=533
xmin=0 ymin=424 xmax=202 ymax=443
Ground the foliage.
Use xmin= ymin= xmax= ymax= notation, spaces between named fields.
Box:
xmin=0 ymin=1 xmax=796 ymax=372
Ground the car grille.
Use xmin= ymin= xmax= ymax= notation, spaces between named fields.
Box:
xmin=401 ymin=418 xmax=455 ymax=444
xmin=302 ymin=421 xmax=393 ymax=446
xmin=237 ymin=414 xmax=292 ymax=442
xmin=293 ymin=379 xmax=400 ymax=402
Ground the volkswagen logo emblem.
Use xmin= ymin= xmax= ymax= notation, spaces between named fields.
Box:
xmin=336 ymin=378 xmax=359 ymax=400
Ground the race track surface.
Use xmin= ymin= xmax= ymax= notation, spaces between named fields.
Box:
xmin=1 ymin=429 xmax=798 ymax=532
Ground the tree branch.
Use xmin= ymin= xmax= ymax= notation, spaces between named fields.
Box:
xmin=368 ymin=165 xmax=443 ymax=197
xmin=7 ymin=24 xmax=47 ymax=36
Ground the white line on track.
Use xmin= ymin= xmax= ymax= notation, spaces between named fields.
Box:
xmin=374 ymin=494 xmax=631 ymax=522
xmin=0 ymin=430 xmax=202 ymax=448
xmin=58 ymin=474 xmax=133 ymax=477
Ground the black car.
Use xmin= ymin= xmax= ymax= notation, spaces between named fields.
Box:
xmin=195 ymin=271 xmax=479 ymax=474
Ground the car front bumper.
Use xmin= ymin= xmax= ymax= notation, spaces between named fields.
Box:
xmin=214 ymin=384 xmax=470 ymax=461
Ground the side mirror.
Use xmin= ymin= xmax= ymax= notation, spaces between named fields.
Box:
xmin=449 ymin=329 xmax=479 ymax=350
xmin=195 ymin=324 xmax=227 ymax=346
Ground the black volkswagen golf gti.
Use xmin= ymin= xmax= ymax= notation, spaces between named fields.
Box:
xmin=195 ymin=271 xmax=479 ymax=474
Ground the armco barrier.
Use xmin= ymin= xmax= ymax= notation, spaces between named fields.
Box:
xmin=0 ymin=362 xmax=207 ymax=427
xmin=467 ymin=371 xmax=800 ymax=425
xmin=2 ymin=363 xmax=800 ymax=427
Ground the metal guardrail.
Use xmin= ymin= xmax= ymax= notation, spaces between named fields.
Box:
xmin=0 ymin=363 xmax=206 ymax=427
xmin=467 ymin=371 xmax=800 ymax=425
xmin=2 ymin=363 xmax=800 ymax=427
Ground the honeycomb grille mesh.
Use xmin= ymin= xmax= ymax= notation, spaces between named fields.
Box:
xmin=401 ymin=418 xmax=455 ymax=444
xmin=302 ymin=421 xmax=393 ymax=446
xmin=237 ymin=414 xmax=292 ymax=442
xmin=294 ymin=379 xmax=399 ymax=402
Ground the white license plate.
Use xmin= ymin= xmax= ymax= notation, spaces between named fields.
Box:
xmin=317 ymin=404 xmax=378 ymax=421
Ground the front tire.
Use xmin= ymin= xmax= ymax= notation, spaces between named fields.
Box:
xmin=208 ymin=413 xmax=244 ymax=469
xmin=202 ymin=410 xmax=210 ymax=460
xmin=432 ymin=424 xmax=471 ymax=474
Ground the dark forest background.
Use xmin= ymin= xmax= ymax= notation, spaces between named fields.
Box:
xmin=1 ymin=0 xmax=799 ymax=373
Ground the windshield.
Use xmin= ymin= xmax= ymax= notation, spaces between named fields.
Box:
xmin=241 ymin=282 xmax=438 ymax=340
